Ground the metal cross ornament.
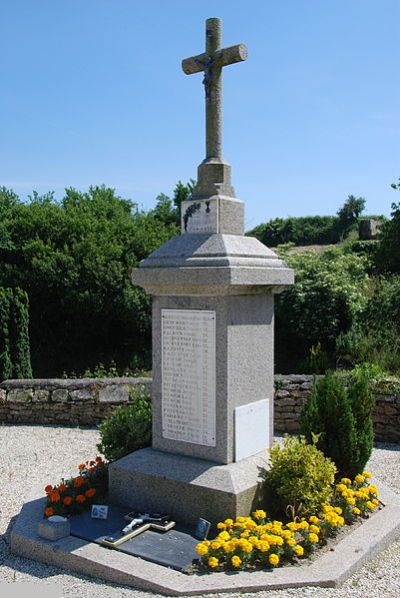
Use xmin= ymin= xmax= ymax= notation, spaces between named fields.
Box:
xmin=182 ymin=18 xmax=248 ymax=162
xmin=101 ymin=512 xmax=175 ymax=548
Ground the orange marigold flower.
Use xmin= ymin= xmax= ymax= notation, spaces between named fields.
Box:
xmin=85 ymin=488 xmax=96 ymax=498
xmin=76 ymin=494 xmax=86 ymax=504
xmin=73 ymin=476 xmax=85 ymax=488
xmin=58 ymin=484 xmax=68 ymax=493
xmin=63 ymin=496 xmax=73 ymax=506
xmin=44 ymin=485 xmax=53 ymax=494
xmin=78 ymin=463 xmax=86 ymax=470
xmin=49 ymin=491 xmax=60 ymax=503
xmin=45 ymin=507 xmax=55 ymax=517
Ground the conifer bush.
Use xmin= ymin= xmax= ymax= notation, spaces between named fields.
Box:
xmin=300 ymin=371 xmax=374 ymax=478
xmin=0 ymin=287 xmax=32 ymax=380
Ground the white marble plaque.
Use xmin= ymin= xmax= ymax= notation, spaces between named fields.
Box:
xmin=161 ymin=309 xmax=216 ymax=446
xmin=181 ymin=199 xmax=218 ymax=233
xmin=234 ymin=399 xmax=270 ymax=461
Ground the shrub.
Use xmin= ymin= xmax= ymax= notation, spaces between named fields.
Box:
xmin=263 ymin=436 xmax=336 ymax=518
xmin=97 ymin=386 xmax=152 ymax=461
xmin=0 ymin=287 xmax=32 ymax=381
xmin=275 ymin=248 xmax=369 ymax=373
xmin=300 ymin=371 xmax=374 ymax=478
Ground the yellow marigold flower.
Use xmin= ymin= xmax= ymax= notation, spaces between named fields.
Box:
xmin=286 ymin=538 xmax=296 ymax=547
xmin=224 ymin=518 xmax=234 ymax=526
xmin=240 ymin=530 xmax=250 ymax=538
xmin=218 ymin=531 xmax=231 ymax=541
xmin=336 ymin=483 xmax=347 ymax=492
xmin=253 ymin=509 xmax=266 ymax=520
xmin=368 ymin=485 xmax=378 ymax=495
xmin=249 ymin=536 xmax=259 ymax=547
xmin=363 ymin=471 xmax=372 ymax=479
xmin=309 ymin=516 xmax=319 ymax=524
xmin=352 ymin=507 xmax=361 ymax=516
xmin=223 ymin=541 xmax=235 ymax=554
xmin=308 ymin=533 xmax=319 ymax=544
xmin=259 ymin=540 xmax=270 ymax=552
xmin=286 ymin=522 xmax=298 ymax=531
xmin=210 ymin=541 xmax=221 ymax=550
xmin=242 ymin=541 xmax=253 ymax=553
xmin=346 ymin=497 xmax=356 ymax=506
xmin=196 ymin=543 xmax=209 ymax=556
xmin=334 ymin=507 xmax=342 ymax=515
xmin=309 ymin=525 xmax=320 ymax=534
xmin=341 ymin=478 xmax=352 ymax=486
xmin=294 ymin=544 xmax=304 ymax=556
xmin=373 ymin=498 xmax=379 ymax=506
xmin=208 ymin=556 xmax=219 ymax=568
xmin=299 ymin=521 xmax=309 ymax=530
xmin=217 ymin=522 xmax=226 ymax=530
xmin=268 ymin=553 xmax=280 ymax=566
xmin=367 ymin=501 xmax=376 ymax=510
xmin=231 ymin=555 xmax=242 ymax=568
xmin=355 ymin=474 xmax=365 ymax=484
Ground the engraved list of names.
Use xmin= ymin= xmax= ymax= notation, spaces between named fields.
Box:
xmin=161 ymin=309 xmax=216 ymax=446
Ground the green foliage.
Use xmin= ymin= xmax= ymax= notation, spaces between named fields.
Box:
xmin=300 ymin=371 xmax=374 ymax=478
xmin=97 ymin=386 xmax=152 ymax=461
xmin=0 ymin=185 xmax=177 ymax=376
xmin=275 ymin=248 xmax=369 ymax=373
xmin=0 ymin=287 xmax=32 ymax=381
xmin=375 ymin=202 xmax=400 ymax=273
xmin=150 ymin=180 xmax=195 ymax=227
xmin=309 ymin=343 xmax=329 ymax=374
xmin=247 ymin=215 xmax=340 ymax=247
xmin=337 ymin=195 xmax=365 ymax=236
xmin=336 ymin=276 xmax=400 ymax=374
xmin=263 ymin=436 xmax=336 ymax=518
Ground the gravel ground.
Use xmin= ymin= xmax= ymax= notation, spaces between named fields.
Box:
xmin=0 ymin=424 xmax=399 ymax=598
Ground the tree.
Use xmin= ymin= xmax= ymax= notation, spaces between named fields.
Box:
xmin=337 ymin=195 xmax=365 ymax=236
xmin=0 ymin=185 xmax=177 ymax=376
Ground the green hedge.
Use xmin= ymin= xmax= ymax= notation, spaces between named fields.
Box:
xmin=0 ymin=287 xmax=32 ymax=380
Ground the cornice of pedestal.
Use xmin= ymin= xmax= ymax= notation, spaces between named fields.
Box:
xmin=132 ymin=233 xmax=294 ymax=296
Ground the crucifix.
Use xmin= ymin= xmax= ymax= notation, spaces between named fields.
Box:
xmin=182 ymin=17 xmax=248 ymax=161
xmin=101 ymin=512 xmax=175 ymax=549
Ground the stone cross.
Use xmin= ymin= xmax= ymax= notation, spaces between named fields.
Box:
xmin=182 ymin=17 xmax=248 ymax=161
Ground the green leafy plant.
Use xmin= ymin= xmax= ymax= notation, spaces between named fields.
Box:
xmin=263 ymin=436 xmax=336 ymax=518
xmin=97 ymin=386 xmax=152 ymax=461
xmin=300 ymin=371 xmax=374 ymax=478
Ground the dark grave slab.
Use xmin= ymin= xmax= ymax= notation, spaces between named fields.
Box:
xmin=69 ymin=506 xmax=199 ymax=572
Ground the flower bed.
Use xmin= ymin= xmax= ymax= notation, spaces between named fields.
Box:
xmin=195 ymin=473 xmax=379 ymax=572
xmin=44 ymin=457 xmax=108 ymax=517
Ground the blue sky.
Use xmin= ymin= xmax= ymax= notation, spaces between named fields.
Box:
xmin=1 ymin=1 xmax=399 ymax=229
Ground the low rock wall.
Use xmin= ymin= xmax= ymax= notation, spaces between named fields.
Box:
xmin=0 ymin=378 xmax=151 ymax=426
xmin=0 ymin=375 xmax=399 ymax=442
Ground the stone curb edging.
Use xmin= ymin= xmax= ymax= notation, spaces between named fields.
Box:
xmin=10 ymin=482 xmax=400 ymax=595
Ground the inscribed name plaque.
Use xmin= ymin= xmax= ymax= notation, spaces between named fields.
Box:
xmin=161 ymin=309 xmax=216 ymax=446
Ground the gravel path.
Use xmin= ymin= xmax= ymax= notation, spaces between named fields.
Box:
xmin=0 ymin=425 xmax=399 ymax=597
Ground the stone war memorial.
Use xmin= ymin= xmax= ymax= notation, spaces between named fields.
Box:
xmin=108 ymin=15 xmax=294 ymax=525
xmin=11 ymin=17 xmax=400 ymax=596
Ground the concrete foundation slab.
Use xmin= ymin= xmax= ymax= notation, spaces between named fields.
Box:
xmin=11 ymin=481 xmax=400 ymax=596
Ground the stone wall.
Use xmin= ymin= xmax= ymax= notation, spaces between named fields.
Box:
xmin=0 ymin=378 xmax=151 ymax=426
xmin=0 ymin=375 xmax=399 ymax=443
xmin=275 ymin=374 xmax=400 ymax=444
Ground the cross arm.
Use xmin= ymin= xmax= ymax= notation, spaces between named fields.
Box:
xmin=182 ymin=43 xmax=248 ymax=75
